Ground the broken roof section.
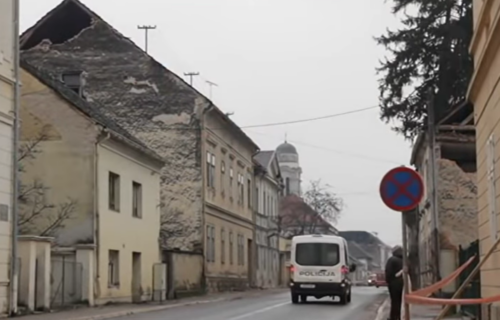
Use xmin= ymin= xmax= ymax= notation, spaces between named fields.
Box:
xmin=21 ymin=57 xmax=165 ymax=163
xmin=20 ymin=0 xmax=259 ymax=151
xmin=410 ymin=100 xmax=475 ymax=166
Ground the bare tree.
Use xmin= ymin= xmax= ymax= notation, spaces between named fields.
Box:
xmin=17 ymin=125 xmax=77 ymax=237
xmin=159 ymin=197 xmax=201 ymax=251
xmin=303 ymin=179 xmax=343 ymax=226
xmin=276 ymin=180 xmax=344 ymax=238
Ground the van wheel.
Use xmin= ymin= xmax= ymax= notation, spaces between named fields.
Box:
xmin=347 ymin=291 xmax=351 ymax=303
xmin=300 ymin=295 xmax=307 ymax=303
xmin=291 ymin=293 xmax=299 ymax=304
xmin=339 ymin=293 xmax=347 ymax=305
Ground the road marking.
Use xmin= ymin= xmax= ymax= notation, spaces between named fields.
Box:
xmin=226 ymin=301 xmax=289 ymax=320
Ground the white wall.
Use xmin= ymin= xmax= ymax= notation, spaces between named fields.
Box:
xmin=96 ymin=140 xmax=161 ymax=302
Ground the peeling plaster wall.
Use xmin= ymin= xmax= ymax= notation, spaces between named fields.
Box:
xmin=437 ymin=159 xmax=478 ymax=249
xmin=21 ymin=21 xmax=204 ymax=252
xmin=418 ymin=157 xmax=477 ymax=286
xmin=19 ymin=68 xmax=96 ymax=245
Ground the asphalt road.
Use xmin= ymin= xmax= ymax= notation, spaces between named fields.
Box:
xmin=115 ymin=287 xmax=387 ymax=320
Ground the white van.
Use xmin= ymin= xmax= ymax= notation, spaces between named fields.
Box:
xmin=289 ymin=234 xmax=356 ymax=305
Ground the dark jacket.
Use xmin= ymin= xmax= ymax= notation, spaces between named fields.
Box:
xmin=385 ymin=247 xmax=403 ymax=287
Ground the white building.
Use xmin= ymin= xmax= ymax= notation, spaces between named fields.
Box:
xmin=275 ymin=141 xmax=301 ymax=196
xmin=0 ymin=0 xmax=16 ymax=315
xmin=254 ymin=150 xmax=282 ymax=288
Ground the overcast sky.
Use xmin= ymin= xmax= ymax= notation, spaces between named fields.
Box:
xmin=20 ymin=0 xmax=411 ymax=246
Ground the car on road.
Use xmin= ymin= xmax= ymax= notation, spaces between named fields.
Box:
xmin=289 ymin=234 xmax=356 ymax=305
xmin=374 ymin=272 xmax=387 ymax=288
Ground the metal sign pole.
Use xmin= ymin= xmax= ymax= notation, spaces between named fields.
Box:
xmin=401 ymin=212 xmax=410 ymax=320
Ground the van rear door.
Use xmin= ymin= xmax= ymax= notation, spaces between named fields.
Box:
xmin=293 ymin=242 xmax=343 ymax=283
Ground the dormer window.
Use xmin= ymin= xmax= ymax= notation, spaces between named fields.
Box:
xmin=62 ymin=72 xmax=83 ymax=96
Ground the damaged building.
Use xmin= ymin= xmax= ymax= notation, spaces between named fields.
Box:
xmin=20 ymin=0 xmax=259 ymax=295
xmin=409 ymin=101 xmax=477 ymax=291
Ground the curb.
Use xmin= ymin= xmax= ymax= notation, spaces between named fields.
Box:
xmin=67 ymin=289 xmax=287 ymax=320
xmin=374 ymin=296 xmax=390 ymax=320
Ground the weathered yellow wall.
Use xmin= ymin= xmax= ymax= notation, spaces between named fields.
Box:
xmin=0 ymin=0 xmax=14 ymax=313
xmin=469 ymin=0 xmax=500 ymax=299
xmin=171 ymin=253 xmax=203 ymax=295
xmin=96 ymin=142 xmax=161 ymax=302
xmin=203 ymin=111 xmax=257 ymax=291
xmin=19 ymin=68 xmax=95 ymax=245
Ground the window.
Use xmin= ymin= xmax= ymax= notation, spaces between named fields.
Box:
xmin=108 ymin=250 xmax=120 ymax=287
xmin=296 ymin=243 xmax=340 ymax=266
xmin=132 ymin=181 xmax=142 ymax=218
xmin=255 ymin=187 xmax=259 ymax=212
xmin=247 ymin=178 xmax=252 ymax=208
xmin=206 ymin=225 xmax=216 ymax=262
xmin=62 ymin=72 xmax=82 ymax=96
xmin=221 ymin=161 xmax=226 ymax=193
xmin=263 ymin=191 xmax=267 ymax=215
xmin=221 ymin=228 xmax=225 ymax=264
xmin=237 ymin=173 xmax=244 ymax=204
xmin=108 ymin=172 xmax=120 ymax=212
xmin=229 ymin=231 xmax=234 ymax=265
xmin=285 ymin=177 xmax=290 ymax=195
xmin=229 ymin=167 xmax=234 ymax=196
xmin=206 ymin=152 xmax=216 ymax=188
xmin=487 ymin=134 xmax=498 ymax=241
xmin=237 ymin=234 xmax=245 ymax=265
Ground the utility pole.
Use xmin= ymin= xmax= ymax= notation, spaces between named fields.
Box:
xmin=206 ymin=80 xmax=218 ymax=100
xmin=137 ymin=25 xmax=156 ymax=53
xmin=184 ymin=72 xmax=199 ymax=86
xmin=426 ymin=88 xmax=441 ymax=283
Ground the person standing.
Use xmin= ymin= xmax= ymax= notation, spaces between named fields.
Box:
xmin=385 ymin=245 xmax=404 ymax=320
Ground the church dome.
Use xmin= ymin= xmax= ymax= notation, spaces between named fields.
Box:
xmin=276 ymin=141 xmax=297 ymax=155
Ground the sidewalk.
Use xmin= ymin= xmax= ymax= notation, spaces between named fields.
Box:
xmin=376 ymin=300 xmax=463 ymax=320
xmin=15 ymin=288 xmax=286 ymax=320
xmin=407 ymin=305 xmax=462 ymax=320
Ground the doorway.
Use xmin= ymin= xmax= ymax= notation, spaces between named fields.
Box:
xmin=247 ymin=239 xmax=253 ymax=287
xmin=132 ymin=252 xmax=142 ymax=303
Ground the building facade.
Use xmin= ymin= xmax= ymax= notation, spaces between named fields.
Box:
xmin=276 ymin=142 xmax=301 ymax=196
xmin=20 ymin=61 xmax=165 ymax=305
xmin=0 ymin=0 xmax=15 ymax=314
xmin=19 ymin=0 xmax=261 ymax=295
xmin=410 ymin=113 xmax=477 ymax=290
xmin=203 ymin=109 xmax=259 ymax=292
xmin=468 ymin=0 xmax=500 ymax=308
xmin=254 ymin=150 xmax=282 ymax=288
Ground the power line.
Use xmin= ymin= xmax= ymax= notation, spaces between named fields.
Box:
xmin=240 ymin=106 xmax=378 ymax=129
xmin=137 ymin=25 xmax=156 ymax=53
xmin=247 ymin=130 xmax=401 ymax=165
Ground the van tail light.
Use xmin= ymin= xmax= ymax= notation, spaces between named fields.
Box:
xmin=290 ymin=265 xmax=295 ymax=273
xmin=341 ymin=266 xmax=349 ymax=274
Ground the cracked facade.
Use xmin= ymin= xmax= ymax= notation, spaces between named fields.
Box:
xmin=19 ymin=0 xmax=260 ymax=293
xmin=410 ymin=121 xmax=477 ymax=290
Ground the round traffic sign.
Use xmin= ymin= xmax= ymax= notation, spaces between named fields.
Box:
xmin=379 ymin=166 xmax=424 ymax=212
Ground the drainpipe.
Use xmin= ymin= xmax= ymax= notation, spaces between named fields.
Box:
xmin=9 ymin=0 xmax=21 ymax=315
xmin=200 ymin=103 xmax=213 ymax=291
xmin=93 ymin=130 xmax=110 ymax=298
xmin=250 ymin=150 xmax=260 ymax=288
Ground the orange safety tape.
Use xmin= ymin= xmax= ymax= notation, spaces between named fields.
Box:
xmin=405 ymin=293 xmax=500 ymax=305
xmin=409 ymin=256 xmax=475 ymax=297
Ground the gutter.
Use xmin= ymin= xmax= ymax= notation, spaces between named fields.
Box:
xmin=93 ymin=129 xmax=111 ymax=300
xmin=200 ymin=102 xmax=214 ymax=291
xmin=9 ymin=0 xmax=21 ymax=315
